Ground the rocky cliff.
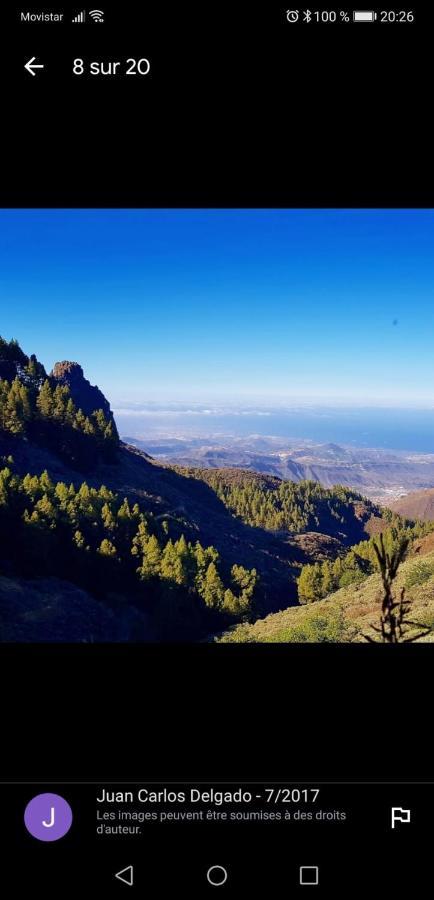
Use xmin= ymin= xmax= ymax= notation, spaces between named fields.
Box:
xmin=51 ymin=360 xmax=116 ymax=425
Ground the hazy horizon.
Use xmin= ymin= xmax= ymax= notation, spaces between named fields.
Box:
xmin=113 ymin=401 xmax=434 ymax=455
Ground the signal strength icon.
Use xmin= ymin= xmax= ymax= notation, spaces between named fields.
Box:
xmin=72 ymin=10 xmax=85 ymax=22
xmin=89 ymin=9 xmax=104 ymax=22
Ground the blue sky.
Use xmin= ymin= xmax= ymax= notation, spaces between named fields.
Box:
xmin=0 ymin=209 xmax=433 ymax=405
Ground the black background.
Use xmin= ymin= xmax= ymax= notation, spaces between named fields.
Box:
xmin=1 ymin=4 xmax=432 ymax=783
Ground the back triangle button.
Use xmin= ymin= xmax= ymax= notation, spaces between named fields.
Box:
xmin=115 ymin=865 xmax=134 ymax=886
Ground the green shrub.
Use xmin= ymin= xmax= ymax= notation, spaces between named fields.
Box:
xmin=405 ymin=560 xmax=434 ymax=589
xmin=266 ymin=604 xmax=352 ymax=643
xmin=338 ymin=568 xmax=365 ymax=589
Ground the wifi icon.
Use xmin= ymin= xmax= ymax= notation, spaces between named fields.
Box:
xmin=89 ymin=9 xmax=104 ymax=22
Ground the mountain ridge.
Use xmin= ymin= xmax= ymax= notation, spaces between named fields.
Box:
xmin=0 ymin=335 xmax=415 ymax=641
xmin=125 ymin=435 xmax=434 ymax=502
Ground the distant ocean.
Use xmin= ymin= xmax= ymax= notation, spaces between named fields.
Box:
xmin=115 ymin=406 xmax=434 ymax=454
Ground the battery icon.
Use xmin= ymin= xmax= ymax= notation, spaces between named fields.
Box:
xmin=353 ymin=10 xmax=377 ymax=21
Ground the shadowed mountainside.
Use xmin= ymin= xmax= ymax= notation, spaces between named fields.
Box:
xmin=172 ymin=465 xmax=385 ymax=545
xmin=0 ymin=573 xmax=149 ymax=642
xmin=0 ymin=433 xmax=303 ymax=612
xmin=0 ymin=428 xmax=388 ymax=619
xmin=0 ymin=336 xmax=404 ymax=640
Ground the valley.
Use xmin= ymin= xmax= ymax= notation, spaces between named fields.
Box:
xmin=123 ymin=433 xmax=434 ymax=504
xmin=2 ymin=334 xmax=434 ymax=643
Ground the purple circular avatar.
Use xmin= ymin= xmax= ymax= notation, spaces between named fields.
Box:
xmin=24 ymin=793 xmax=73 ymax=841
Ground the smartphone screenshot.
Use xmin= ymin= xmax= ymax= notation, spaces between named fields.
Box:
xmin=1 ymin=3 xmax=432 ymax=894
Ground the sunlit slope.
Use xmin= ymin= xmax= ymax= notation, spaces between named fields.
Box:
xmin=217 ymin=544 xmax=434 ymax=643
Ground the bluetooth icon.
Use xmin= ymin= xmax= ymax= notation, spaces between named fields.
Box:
xmin=303 ymin=9 xmax=312 ymax=22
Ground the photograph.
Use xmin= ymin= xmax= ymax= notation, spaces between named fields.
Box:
xmin=1 ymin=208 xmax=434 ymax=643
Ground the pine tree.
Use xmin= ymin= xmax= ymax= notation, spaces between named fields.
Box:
xmin=138 ymin=534 xmax=162 ymax=580
xmin=24 ymin=354 xmax=46 ymax=390
xmin=0 ymin=381 xmax=9 ymax=431
xmin=230 ymin=564 xmax=257 ymax=614
xmin=200 ymin=562 xmax=224 ymax=610
xmin=231 ymin=564 xmax=257 ymax=595
xmin=92 ymin=408 xmax=107 ymax=432
xmin=73 ymin=529 xmax=85 ymax=550
xmin=90 ymin=409 xmax=118 ymax=459
xmin=332 ymin=556 xmax=344 ymax=582
xmin=193 ymin=541 xmax=219 ymax=597
xmin=39 ymin=470 xmax=54 ymax=494
xmin=101 ymin=502 xmax=116 ymax=532
xmin=321 ymin=560 xmax=334 ymax=595
xmin=117 ymin=498 xmax=132 ymax=522
xmin=52 ymin=384 xmax=69 ymax=420
xmin=160 ymin=539 xmax=187 ymax=585
xmin=0 ymin=467 xmax=13 ymax=506
xmin=54 ymin=482 xmax=69 ymax=505
xmin=83 ymin=416 xmax=95 ymax=436
xmin=174 ymin=535 xmax=194 ymax=584
xmin=131 ymin=520 xmax=150 ymax=558
xmin=98 ymin=538 xmax=117 ymax=557
xmin=222 ymin=588 xmax=242 ymax=616
xmin=98 ymin=484 xmax=114 ymax=502
xmin=36 ymin=380 xmax=54 ymax=418
xmin=103 ymin=418 xmax=117 ymax=444
xmin=297 ymin=563 xmax=323 ymax=603
xmin=1 ymin=378 xmax=31 ymax=434
xmin=73 ymin=409 xmax=87 ymax=432
xmin=34 ymin=493 xmax=58 ymax=527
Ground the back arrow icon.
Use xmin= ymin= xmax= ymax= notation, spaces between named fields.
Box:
xmin=25 ymin=57 xmax=44 ymax=76
xmin=115 ymin=866 xmax=134 ymax=887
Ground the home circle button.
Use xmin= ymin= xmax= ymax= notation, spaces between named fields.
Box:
xmin=206 ymin=865 xmax=228 ymax=886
